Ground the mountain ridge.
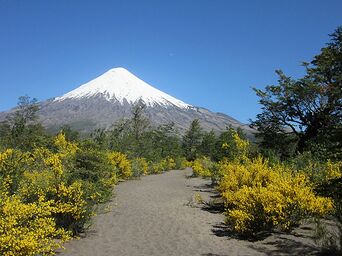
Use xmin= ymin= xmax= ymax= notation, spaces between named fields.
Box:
xmin=1 ymin=68 xmax=254 ymax=136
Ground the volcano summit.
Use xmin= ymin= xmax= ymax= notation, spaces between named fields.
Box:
xmin=24 ymin=68 xmax=252 ymax=134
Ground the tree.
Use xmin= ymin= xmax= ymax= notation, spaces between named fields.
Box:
xmin=0 ymin=96 xmax=47 ymax=150
xmin=199 ymin=130 xmax=217 ymax=160
xmin=129 ymin=101 xmax=150 ymax=156
xmin=59 ymin=125 xmax=80 ymax=142
xmin=129 ymin=101 xmax=149 ymax=141
xmin=182 ymin=119 xmax=203 ymax=161
xmin=91 ymin=128 xmax=108 ymax=149
xmin=251 ymin=27 xmax=342 ymax=159
xmin=107 ymin=101 xmax=150 ymax=157
xmin=108 ymin=118 xmax=130 ymax=152
xmin=213 ymin=126 xmax=247 ymax=161
xmin=149 ymin=123 xmax=182 ymax=160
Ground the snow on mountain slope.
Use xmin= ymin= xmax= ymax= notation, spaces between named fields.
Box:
xmin=55 ymin=67 xmax=191 ymax=109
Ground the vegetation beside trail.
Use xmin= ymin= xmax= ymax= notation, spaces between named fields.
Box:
xmin=0 ymin=98 xmax=189 ymax=256
xmin=0 ymin=26 xmax=341 ymax=255
xmin=190 ymin=131 xmax=340 ymax=236
xmin=187 ymin=26 xmax=342 ymax=252
xmin=0 ymin=131 xmax=189 ymax=255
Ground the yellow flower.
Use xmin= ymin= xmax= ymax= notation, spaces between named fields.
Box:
xmin=107 ymin=151 xmax=132 ymax=179
xmin=218 ymin=156 xmax=334 ymax=235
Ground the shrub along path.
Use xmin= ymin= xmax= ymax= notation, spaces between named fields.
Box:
xmin=59 ymin=169 xmax=322 ymax=256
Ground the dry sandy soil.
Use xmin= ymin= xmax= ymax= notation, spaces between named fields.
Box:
xmin=59 ymin=168 xmax=324 ymax=256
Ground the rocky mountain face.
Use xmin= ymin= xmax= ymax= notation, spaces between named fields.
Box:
xmin=4 ymin=67 xmax=254 ymax=136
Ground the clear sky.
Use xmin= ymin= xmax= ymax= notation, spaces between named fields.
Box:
xmin=0 ymin=0 xmax=341 ymax=122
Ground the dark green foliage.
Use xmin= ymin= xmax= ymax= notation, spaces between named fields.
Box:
xmin=108 ymin=119 xmax=131 ymax=152
xmin=315 ymin=176 xmax=342 ymax=253
xmin=59 ymin=125 xmax=80 ymax=142
xmin=316 ymin=177 xmax=342 ymax=222
xmin=130 ymin=102 xmax=150 ymax=142
xmin=105 ymin=104 xmax=183 ymax=161
xmin=182 ymin=119 xmax=203 ymax=161
xmin=213 ymin=128 xmax=235 ymax=161
xmin=127 ymin=102 xmax=150 ymax=157
xmin=251 ymin=27 xmax=342 ymax=159
xmin=72 ymin=150 xmax=109 ymax=183
xmin=91 ymin=128 xmax=108 ymax=150
xmin=307 ymin=126 xmax=342 ymax=161
xmin=200 ymin=130 xmax=217 ymax=160
xmin=107 ymin=102 xmax=151 ymax=157
xmin=0 ymin=122 xmax=11 ymax=150
xmin=145 ymin=123 xmax=183 ymax=160
xmin=67 ymin=146 xmax=114 ymax=203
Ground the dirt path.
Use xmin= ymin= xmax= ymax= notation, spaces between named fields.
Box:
xmin=59 ymin=169 xmax=321 ymax=256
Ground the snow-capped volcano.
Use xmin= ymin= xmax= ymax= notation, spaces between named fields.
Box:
xmin=0 ymin=67 xmax=254 ymax=136
xmin=55 ymin=67 xmax=191 ymax=109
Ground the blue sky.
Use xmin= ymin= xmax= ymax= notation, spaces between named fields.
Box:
xmin=0 ymin=0 xmax=341 ymax=122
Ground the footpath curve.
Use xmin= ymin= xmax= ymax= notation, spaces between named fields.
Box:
xmin=60 ymin=169 xmax=321 ymax=256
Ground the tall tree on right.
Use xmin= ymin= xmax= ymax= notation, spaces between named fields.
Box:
xmin=251 ymin=27 xmax=342 ymax=159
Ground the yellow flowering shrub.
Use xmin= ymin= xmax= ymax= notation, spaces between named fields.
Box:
xmin=55 ymin=182 xmax=86 ymax=219
xmin=150 ymin=160 xmax=164 ymax=174
xmin=178 ymin=157 xmax=192 ymax=169
xmin=165 ymin=157 xmax=176 ymax=170
xmin=33 ymin=148 xmax=64 ymax=178
xmin=192 ymin=157 xmax=213 ymax=177
xmin=325 ymin=160 xmax=342 ymax=180
xmin=132 ymin=157 xmax=149 ymax=176
xmin=53 ymin=132 xmax=78 ymax=159
xmin=0 ymin=149 xmax=26 ymax=172
xmin=218 ymin=156 xmax=334 ymax=235
xmin=53 ymin=133 xmax=78 ymax=173
xmin=16 ymin=148 xmax=64 ymax=200
xmin=17 ymin=170 xmax=56 ymax=202
xmin=0 ymin=140 xmax=92 ymax=244
xmin=138 ymin=157 xmax=149 ymax=175
xmin=53 ymin=181 xmax=87 ymax=232
xmin=221 ymin=131 xmax=250 ymax=162
xmin=217 ymin=156 xmax=275 ymax=197
xmin=107 ymin=151 xmax=132 ymax=179
xmin=0 ymin=190 xmax=70 ymax=256
xmin=0 ymin=149 xmax=30 ymax=193
xmin=13 ymin=148 xmax=88 ymax=234
xmin=148 ymin=158 xmax=175 ymax=174
xmin=0 ymin=133 xmax=123 ymax=254
xmin=289 ymin=152 xmax=342 ymax=185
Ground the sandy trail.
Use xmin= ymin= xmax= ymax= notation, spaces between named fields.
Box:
xmin=59 ymin=169 xmax=321 ymax=256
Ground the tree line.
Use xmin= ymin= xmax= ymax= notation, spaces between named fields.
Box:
xmin=0 ymin=96 xmax=254 ymax=164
